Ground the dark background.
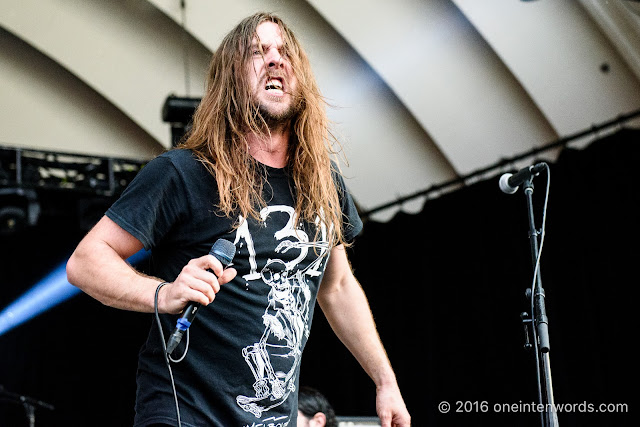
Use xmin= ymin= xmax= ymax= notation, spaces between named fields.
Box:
xmin=1 ymin=128 xmax=637 ymax=426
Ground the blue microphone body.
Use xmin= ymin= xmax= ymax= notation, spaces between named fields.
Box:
xmin=165 ymin=239 xmax=236 ymax=355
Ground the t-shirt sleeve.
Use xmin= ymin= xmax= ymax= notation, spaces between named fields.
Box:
xmin=105 ymin=154 xmax=188 ymax=250
xmin=334 ymin=171 xmax=363 ymax=243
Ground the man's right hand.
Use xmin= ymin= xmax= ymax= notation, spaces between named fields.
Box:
xmin=159 ymin=254 xmax=238 ymax=314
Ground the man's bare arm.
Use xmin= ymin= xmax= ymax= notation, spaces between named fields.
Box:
xmin=317 ymin=245 xmax=410 ymax=427
xmin=66 ymin=216 xmax=236 ymax=314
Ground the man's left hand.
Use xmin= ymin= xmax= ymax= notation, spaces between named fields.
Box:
xmin=376 ymin=384 xmax=411 ymax=427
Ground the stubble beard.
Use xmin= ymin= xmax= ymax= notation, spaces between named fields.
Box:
xmin=255 ymin=92 xmax=302 ymax=130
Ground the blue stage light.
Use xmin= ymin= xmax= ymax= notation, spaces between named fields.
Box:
xmin=0 ymin=249 xmax=150 ymax=336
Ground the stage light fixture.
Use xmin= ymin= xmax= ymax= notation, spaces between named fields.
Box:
xmin=162 ymin=94 xmax=201 ymax=147
xmin=0 ymin=188 xmax=40 ymax=235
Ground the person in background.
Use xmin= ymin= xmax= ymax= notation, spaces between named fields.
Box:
xmin=297 ymin=386 xmax=338 ymax=427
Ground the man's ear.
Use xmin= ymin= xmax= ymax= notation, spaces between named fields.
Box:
xmin=310 ymin=411 xmax=327 ymax=427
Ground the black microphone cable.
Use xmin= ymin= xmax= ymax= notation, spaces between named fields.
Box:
xmin=151 ymin=239 xmax=235 ymax=427
xmin=154 ymin=281 xmax=183 ymax=427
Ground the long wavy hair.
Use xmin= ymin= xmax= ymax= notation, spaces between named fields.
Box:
xmin=179 ymin=12 xmax=347 ymax=246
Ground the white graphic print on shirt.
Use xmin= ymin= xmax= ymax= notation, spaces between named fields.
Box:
xmin=233 ymin=205 xmax=330 ymax=421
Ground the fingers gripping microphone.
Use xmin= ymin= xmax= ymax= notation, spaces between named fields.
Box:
xmin=499 ymin=163 xmax=547 ymax=194
xmin=165 ymin=239 xmax=236 ymax=355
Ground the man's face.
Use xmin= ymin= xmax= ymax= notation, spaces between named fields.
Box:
xmin=247 ymin=21 xmax=300 ymax=124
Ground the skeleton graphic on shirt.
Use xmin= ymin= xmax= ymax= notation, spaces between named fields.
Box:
xmin=234 ymin=205 xmax=330 ymax=419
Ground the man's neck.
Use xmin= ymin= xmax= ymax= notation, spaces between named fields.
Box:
xmin=246 ymin=127 xmax=290 ymax=169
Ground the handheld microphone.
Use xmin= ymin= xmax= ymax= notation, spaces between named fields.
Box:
xmin=499 ymin=163 xmax=547 ymax=194
xmin=165 ymin=239 xmax=236 ymax=355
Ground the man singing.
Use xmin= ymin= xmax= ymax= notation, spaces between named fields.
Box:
xmin=67 ymin=12 xmax=410 ymax=427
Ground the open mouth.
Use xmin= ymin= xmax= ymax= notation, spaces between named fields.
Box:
xmin=265 ymin=77 xmax=284 ymax=95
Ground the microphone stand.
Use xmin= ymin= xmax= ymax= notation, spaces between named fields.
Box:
xmin=520 ymin=177 xmax=559 ymax=427
xmin=0 ymin=385 xmax=55 ymax=427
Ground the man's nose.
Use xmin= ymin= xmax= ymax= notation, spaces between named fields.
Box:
xmin=266 ymin=47 xmax=283 ymax=68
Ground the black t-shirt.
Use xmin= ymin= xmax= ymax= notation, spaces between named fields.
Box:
xmin=105 ymin=149 xmax=362 ymax=427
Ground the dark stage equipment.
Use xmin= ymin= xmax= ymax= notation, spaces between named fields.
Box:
xmin=0 ymin=384 xmax=54 ymax=427
xmin=0 ymin=145 xmax=148 ymax=336
xmin=162 ymin=95 xmax=201 ymax=146
xmin=0 ymin=188 xmax=40 ymax=234
xmin=501 ymin=163 xmax=559 ymax=426
xmin=0 ymin=145 xmax=145 ymax=233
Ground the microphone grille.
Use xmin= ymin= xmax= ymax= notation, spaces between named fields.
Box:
xmin=498 ymin=173 xmax=517 ymax=194
xmin=210 ymin=239 xmax=236 ymax=266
